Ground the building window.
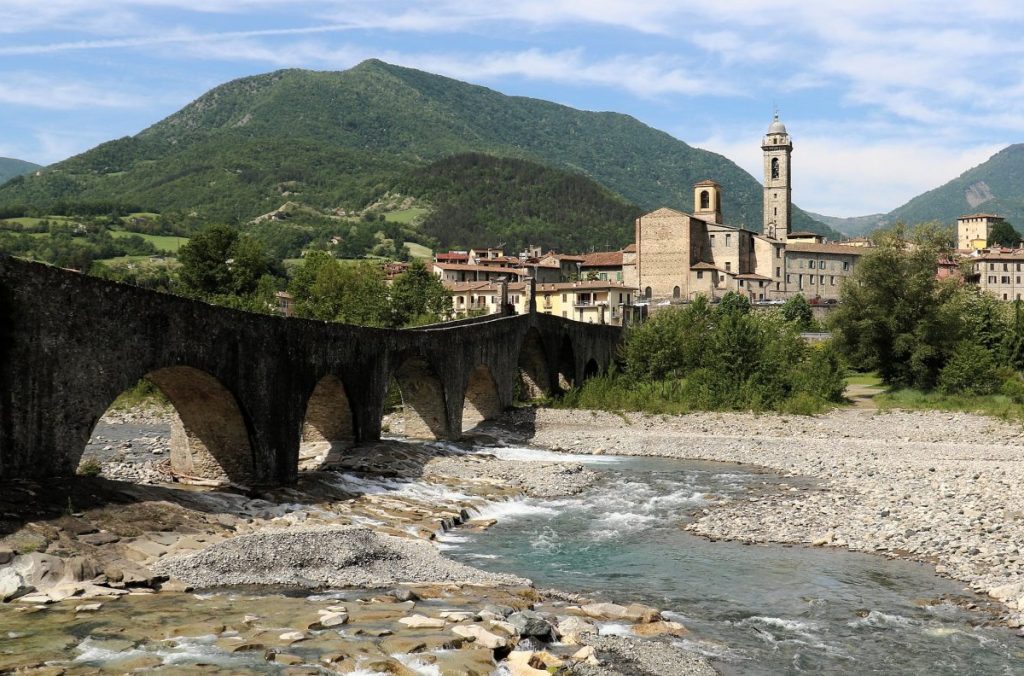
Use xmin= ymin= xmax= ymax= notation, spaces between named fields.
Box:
xmin=739 ymin=280 xmax=744 ymax=287
xmin=799 ymin=260 xmax=805 ymax=269
xmin=644 ymin=286 xmax=652 ymax=299
xmin=697 ymin=271 xmax=704 ymax=279
xmin=673 ymin=286 xmax=681 ymax=299
xmin=843 ymin=261 xmax=850 ymax=271
xmin=562 ymin=293 xmax=567 ymax=302
xmin=776 ymin=247 xmax=781 ymax=258
xmin=1005 ymin=263 xmax=1010 ymax=271
xmin=808 ymin=260 xmax=815 ymax=269
xmin=991 ymin=263 xmax=995 ymax=270
xmin=725 ymin=262 xmax=732 ymax=272
xmin=819 ymin=260 xmax=826 ymax=268
xmin=1003 ymin=276 xmax=1011 ymax=284
xmin=776 ymin=266 xmax=781 ymax=277
xmin=710 ymin=234 xmax=716 ymax=246
xmin=787 ymin=274 xmax=792 ymax=283
xmin=700 ymin=190 xmax=710 ymax=209
xmin=819 ymin=275 xmax=825 ymax=284
xmin=830 ymin=276 xmax=835 ymax=285
xmin=726 ymin=234 xmax=732 ymax=246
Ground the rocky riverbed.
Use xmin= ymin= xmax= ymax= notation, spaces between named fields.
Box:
xmin=515 ymin=407 xmax=1024 ymax=629
xmin=0 ymin=407 xmax=714 ymax=675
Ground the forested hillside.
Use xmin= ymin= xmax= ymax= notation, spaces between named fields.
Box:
xmin=0 ymin=60 xmax=837 ymax=240
xmin=0 ymin=158 xmax=41 ymax=185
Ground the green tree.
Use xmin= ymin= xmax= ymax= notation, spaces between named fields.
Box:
xmin=621 ymin=296 xmax=712 ymax=380
xmin=988 ymin=221 xmax=1022 ymax=248
xmin=1004 ymin=299 xmax=1024 ymax=371
xmin=177 ymin=224 xmax=271 ymax=298
xmin=388 ymin=260 xmax=452 ymax=327
xmin=938 ymin=341 xmax=1000 ymax=395
xmin=289 ymin=254 xmax=389 ymax=325
xmin=831 ymin=222 xmax=959 ymax=389
xmin=717 ymin=290 xmax=751 ymax=316
xmin=781 ymin=294 xmax=814 ymax=331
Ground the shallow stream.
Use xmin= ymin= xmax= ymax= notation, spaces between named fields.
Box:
xmin=445 ymin=446 xmax=1024 ymax=675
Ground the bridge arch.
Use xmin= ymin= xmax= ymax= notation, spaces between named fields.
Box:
xmin=81 ymin=367 xmax=255 ymax=484
xmin=517 ymin=327 xmax=551 ymax=399
xmin=556 ymin=335 xmax=577 ymax=391
xmin=300 ymin=374 xmax=355 ymax=467
xmin=583 ymin=358 xmax=600 ymax=380
xmin=462 ymin=364 xmax=502 ymax=432
xmin=392 ymin=355 xmax=448 ymax=439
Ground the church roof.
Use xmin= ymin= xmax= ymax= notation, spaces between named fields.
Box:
xmin=694 ymin=179 xmax=720 ymax=187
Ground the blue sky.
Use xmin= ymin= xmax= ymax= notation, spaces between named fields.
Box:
xmin=2 ymin=1 xmax=1022 ymax=217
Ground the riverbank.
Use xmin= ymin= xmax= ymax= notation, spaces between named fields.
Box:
xmin=0 ymin=408 xmax=717 ymax=675
xmin=516 ymin=407 xmax=1024 ymax=627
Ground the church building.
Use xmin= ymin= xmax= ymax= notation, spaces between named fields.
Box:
xmin=634 ymin=113 xmax=862 ymax=303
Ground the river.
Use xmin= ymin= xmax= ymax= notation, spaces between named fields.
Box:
xmin=443 ymin=446 xmax=1024 ymax=675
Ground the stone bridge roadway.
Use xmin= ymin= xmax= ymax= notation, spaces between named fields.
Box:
xmin=0 ymin=256 xmax=621 ymax=486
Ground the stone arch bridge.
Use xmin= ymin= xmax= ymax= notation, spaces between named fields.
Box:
xmin=0 ymin=256 xmax=621 ymax=486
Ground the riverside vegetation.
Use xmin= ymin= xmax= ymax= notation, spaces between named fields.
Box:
xmin=558 ymin=293 xmax=846 ymax=415
xmin=832 ymin=222 xmax=1024 ymax=420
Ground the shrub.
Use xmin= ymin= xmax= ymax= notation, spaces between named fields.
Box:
xmin=77 ymin=457 xmax=102 ymax=477
xmin=938 ymin=341 xmax=1000 ymax=395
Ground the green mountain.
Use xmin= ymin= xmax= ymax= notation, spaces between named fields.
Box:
xmin=0 ymin=157 xmax=41 ymax=185
xmin=804 ymin=211 xmax=888 ymax=238
xmin=395 ymin=153 xmax=641 ymax=252
xmin=0 ymin=59 xmax=837 ymax=241
xmin=886 ymin=144 xmax=1024 ymax=229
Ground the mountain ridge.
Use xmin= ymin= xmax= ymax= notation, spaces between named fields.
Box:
xmin=0 ymin=59 xmax=839 ymax=240
xmin=0 ymin=157 xmax=41 ymax=185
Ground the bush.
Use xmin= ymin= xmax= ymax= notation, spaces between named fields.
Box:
xmin=937 ymin=341 xmax=1000 ymax=395
xmin=77 ymin=457 xmax=102 ymax=477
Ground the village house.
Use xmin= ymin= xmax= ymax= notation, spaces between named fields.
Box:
xmin=432 ymin=262 xmax=527 ymax=283
xmin=446 ymin=281 xmax=529 ymax=317
xmin=970 ymin=251 xmax=1024 ymax=301
xmin=534 ymin=280 xmax=633 ymax=324
xmin=579 ymin=249 xmax=626 ymax=282
xmin=958 ymin=214 xmax=1005 ymax=251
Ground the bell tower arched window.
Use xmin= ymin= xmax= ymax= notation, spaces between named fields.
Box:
xmin=771 ymin=157 xmax=780 ymax=179
xmin=700 ymin=190 xmax=710 ymax=210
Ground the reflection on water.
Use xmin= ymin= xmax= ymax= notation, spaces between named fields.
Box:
xmin=445 ymin=447 xmax=1024 ymax=675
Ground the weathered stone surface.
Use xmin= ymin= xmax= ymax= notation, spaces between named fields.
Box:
xmin=507 ymin=610 xmax=555 ymax=640
xmin=632 ymin=620 xmax=688 ymax=637
xmin=557 ymin=615 xmax=597 ymax=644
xmin=398 ymin=614 xmax=446 ymax=629
xmin=0 ymin=256 xmax=620 ymax=485
xmin=452 ymin=624 xmax=507 ymax=649
xmin=505 ymin=651 xmax=548 ymax=676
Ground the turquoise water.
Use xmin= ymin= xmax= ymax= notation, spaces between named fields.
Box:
xmin=444 ymin=447 xmax=1024 ymax=675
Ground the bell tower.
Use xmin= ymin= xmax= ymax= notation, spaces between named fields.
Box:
xmin=693 ymin=179 xmax=722 ymax=224
xmin=762 ymin=112 xmax=792 ymax=239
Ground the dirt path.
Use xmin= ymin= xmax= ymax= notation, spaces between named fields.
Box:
xmin=844 ymin=382 xmax=885 ymax=408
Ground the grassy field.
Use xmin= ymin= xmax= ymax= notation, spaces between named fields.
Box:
xmin=384 ymin=207 xmax=428 ymax=224
xmin=403 ymin=242 xmax=433 ymax=259
xmin=0 ymin=215 xmax=74 ymax=228
xmin=109 ymin=229 xmax=189 ymax=253
xmin=876 ymin=388 xmax=1024 ymax=421
xmin=845 ymin=371 xmax=884 ymax=387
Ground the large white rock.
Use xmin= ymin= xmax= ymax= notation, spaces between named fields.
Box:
xmin=452 ymin=624 xmax=507 ymax=649
xmin=398 ymin=614 xmax=446 ymax=629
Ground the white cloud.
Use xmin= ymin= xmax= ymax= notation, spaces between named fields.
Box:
xmin=0 ymin=75 xmax=147 ymax=109
xmin=696 ymin=127 xmax=1006 ymax=217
